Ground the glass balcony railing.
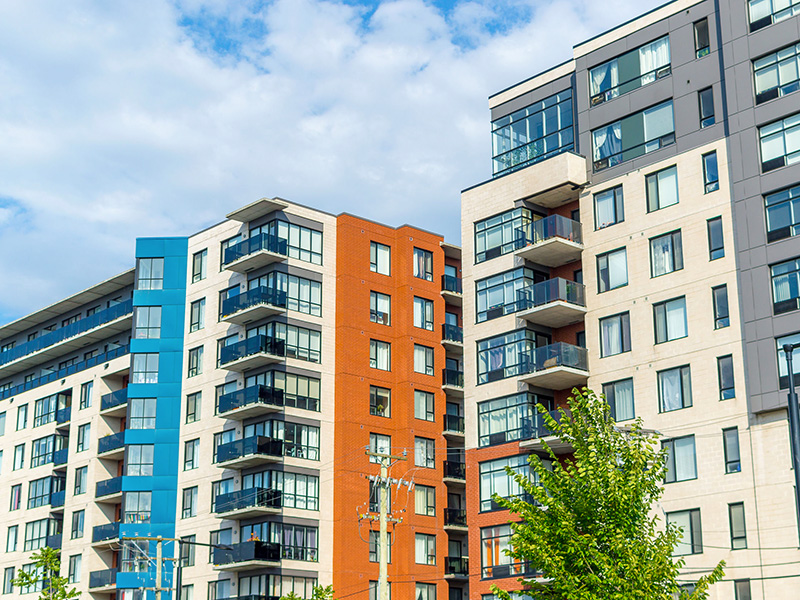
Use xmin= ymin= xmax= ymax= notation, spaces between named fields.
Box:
xmin=223 ymin=234 xmax=288 ymax=266
xmin=53 ymin=448 xmax=68 ymax=466
xmin=217 ymin=385 xmax=284 ymax=415
xmin=220 ymin=287 xmax=287 ymax=319
xmin=50 ymin=490 xmax=65 ymax=508
xmin=445 ymin=556 xmax=469 ymax=576
xmin=442 ymin=274 xmax=462 ymax=294
xmin=98 ymin=431 xmax=125 ymax=454
xmin=56 ymin=406 xmax=71 ymax=425
xmin=521 ymin=409 xmax=565 ymax=440
xmin=515 ymin=214 xmax=582 ymax=248
xmin=214 ymin=488 xmax=282 ymax=514
xmin=96 ymin=476 xmax=123 ymax=498
xmin=444 ymin=414 xmax=465 ymax=434
xmin=443 ymin=461 xmax=466 ymax=480
xmin=220 ymin=596 xmax=280 ymax=600
xmin=216 ymin=436 xmax=284 ymax=464
xmin=92 ymin=522 xmax=121 ymax=543
xmin=444 ymin=508 xmax=467 ymax=527
xmin=517 ymin=278 xmax=586 ymax=311
xmin=442 ymin=323 xmax=463 ymax=343
xmin=101 ymin=388 xmax=128 ymax=411
xmin=45 ymin=534 xmax=62 ymax=549
xmin=213 ymin=541 xmax=281 ymax=566
xmin=219 ymin=336 xmax=286 ymax=366
xmin=521 ymin=343 xmax=588 ymax=375
xmin=443 ymin=368 xmax=464 ymax=388
xmin=0 ymin=300 xmax=133 ymax=366
xmin=89 ymin=568 xmax=118 ymax=589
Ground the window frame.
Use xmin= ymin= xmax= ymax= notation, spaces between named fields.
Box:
xmin=663 ymin=435 xmax=697 ymax=483
xmin=649 ymin=230 xmax=683 ymax=277
xmin=369 ymin=340 xmax=391 ymax=371
xmin=729 ymin=502 xmax=747 ymax=549
xmin=703 ymin=151 xmax=719 ymax=193
xmin=718 ymin=355 xmax=735 ymax=400
xmin=658 ymin=365 xmax=693 ymax=412
xmin=713 ymin=285 xmax=730 ymax=329
xmin=698 ymin=87 xmax=715 ymax=128
xmin=707 ymin=216 xmax=725 ymax=260
xmin=599 ymin=312 xmax=631 ymax=357
xmin=723 ymin=427 xmax=742 ymax=474
xmin=667 ymin=508 xmax=703 ymax=555
xmin=413 ymin=247 xmax=434 ymax=281
xmin=191 ymin=249 xmax=207 ymax=283
xmin=369 ymin=386 xmax=391 ymax=418
xmin=645 ymin=165 xmax=679 ymax=213
xmin=593 ymin=185 xmax=624 ymax=229
xmin=370 ymin=242 xmax=391 ymax=275
xmin=597 ymin=247 xmax=628 ymax=292
xmin=653 ymin=296 xmax=688 ymax=344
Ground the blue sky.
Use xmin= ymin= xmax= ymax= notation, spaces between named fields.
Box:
xmin=0 ymin=0 xmax=664 ymax=324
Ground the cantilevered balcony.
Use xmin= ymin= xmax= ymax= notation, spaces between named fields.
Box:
xmin=216 ymin=436 xmax=283 ymax=469
xmin=92 ymin=522 xmax=121 ymax=549
xmin=100 ymin=388 xmax=128 ymax=417
xmin=517 ymin=278 xmax=586 ymax=328
xmin=223 ymin=234 xmax=288 ymax=273
xmin=519 ymin=409 xmax=573 ymax=455
xmin=442 ymin=368 xmax=464 ymax=397
xmin=443 ymin=414 xmax=465 ymax=441
xmin=214 ymin=488 xmax=282 ymax=520
xmin=213 ymin=541 xmax=281 ymax=571
xmin=441 ymin=274 xmax=463 ymax=306
xmin=220 ymin=287 xmax=287 ymax=325
xmin=98 ymin=431 xmax=126 ymax=459
xmin=442 ymin=323 xmax=463 ymax=354
xmin=514 ymin=215 xmax=583 ymax=267
xmin=217 ymin=385 xmax=284 ymax=420
xmin=95 ymin=476 xmax=123 ymax=503
xmin=219 ymin=336 xmax=286 ymax=372
xmin=445 ymin=556 xmax=469 ymax=579
xmin=443 ymin=460 xmax=466 ymax=485
xmin=519 ymin=343 xmax=588 ymax=390
xmin=89 ymin=568 xmax=118 ymax=590
xmin=444 ymin=508 xmax=468 ymax=531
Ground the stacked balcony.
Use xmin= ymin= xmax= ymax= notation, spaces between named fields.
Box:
xmin=518 ymin=343 xmax=588 ymax=390
xmin=213 ymin=541 xmax=281 ymax=571
xmin=214 ymin=488 xmax=282 ymax=520
xmin=95 ymin=476 xmax=123 ymax=503
xmin=441 ymin=274 xmax=463 ymax=306
xmin=92 ymin=522 xmax=121 ymax=549
xmin=49 ymin=490 xmax=65 ymax=509
xmin=222 ymin=234 xmax=288 ymax=273
xmin=442 ymin=368 xmax=464 ymax=397
xmin=88 ymin=568 xmax=118 ymax=591
xmin=220 ymin=287 xmax=287 ymax=325
xmin=217 ymin=385 xmax=284 ymax=420
xmin=52 ymin=447 xmax=69 ymax=468
xmin=443 ymin=414 xmax=465 ymax=441
xmin=445 ymin=556 xmax=470 ymax=579
xmin=517 ymin=278 xmax=586 ymax=328
xmin=45 ymin=533 xmax=62 ymax=549
xmin=219 ymin=336 xmax=286 ymax=372
xmin=216 ymin=436 xmax=283 ymax=469
xmin=442 ymin=323 xmax=463 ymax=354
xmin=98 ymin=431 xmax=126 ymax=460
xmin=519 ymin=409 xmax=574 ymax=455
xmin=100 ymin=388 xmax=128 ymax=417
xmin=443 ymin=460 xmax=466 ymax=486
xmin=514 ymin=215 xmax=583 ymax=267
xmin=444 ymin=508 xmax=468 ymax=532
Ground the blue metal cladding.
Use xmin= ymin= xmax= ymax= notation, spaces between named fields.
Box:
xmin=119 ymin=237 xmax=188 ymax=596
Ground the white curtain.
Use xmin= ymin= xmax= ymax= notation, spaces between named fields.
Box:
xmin=674 ymin=436 xmax=697 ymax=480
xmin=593 ymin=122 xmax=622 ymax=161
xmin=639 ymin=36 xmax=670 ymax=84
xmin=595 ymin=189 xmax=616 ymax=227
xmin=669 ymin=511 xmax=692 ymax=555
xmin=666 ymin=298 xmax=687 ymax=339
xmin=590 ymin=60 xmax=619 ymax=97
xmin=651 ymin=236 xmax=672 ymax=276
xmin=658 ymin=167 xmax=679 ymax=207
xmin=660 ymin=369 xmax=682 ymax=411
xmin=608 ymin=248 xmax=628 ymax=288
xmin=615 ymin=380 xmax=635 ymax=421
xmin=601 ymin=317 xmax=621 ymax=356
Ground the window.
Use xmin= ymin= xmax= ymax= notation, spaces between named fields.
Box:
xmin=718 ymin=355 xmax=735 ymax=399
xmin=735 ymin=579 xmax=752 ymax=600
xmin=246 ymin=370 xmax=321 ymax=412
xmin=370 ymin=291 xmax=391 ymax=325
xmin=646 ymin=165 xmax=679 ymax=212
xmin=76 ymin=423 xmax=90 ymax=452
xmin=766 ymin=184 xmax=800 ymax=242
xmin=414 ymin=344 xmax=434 ymax=376
xmin=707 ymin=217 xmax=724 ymax=260
xmin=370 ymin=386 xmax=390 ymax=418
xmin=370 ymin=242 xmax=391 ymax=275
xmin=492 ymin=89 xmax=573 ymax=175
xmin=134 ymin=306 xmax=161 ymax=339
xmin=663 ymin=436 xmax=697 ymax=483
xmin=31 ymin=435 xmax=55 ymax=467
xmin=370 ymin=340 xmax=391 ymax=371
xmin=127 ymin=444 xmax=155 ymax=476
xmin=667 ymin=509 xmax=702 ymax=555
xmin=368 ymin=530 xmax=392 ymax=563
xmin=184 ymin=439 xmax=199 ymax=470
xmin=251 ymin=322 xmax=321 ymax=363
xmin=759 ymin=112 xmax=800 ymax=172
xmin=748 ymin=0 xmax=800 ymax=32
xmin=136 ymin=257 xmax=164 ymax=290
xmin=28 ymin=477 xmax=53 ymax=509
xmin=480 ymin=454 xmax=537 ymax=511
xmin=481 ymin=524 xmax=527 ymax=577
xmin=475 ymin=207 xmax=533 ymax=263
xmin=252 ymin=220 xmax=323 ymax=265
xmin=220 ymin=235 xmax=242 ymax=269
xmin=415 ymin=437 xmax=435 ymax=468
xmin=211 ymin=478 xmax=234 ymax=512
xmin=771 ymin=258 xmax=800 ymax=313
xmin=187 ymin=346 xmax=203 ymax=377
xmin=602 ymin=378 xmax=634 ymax=421
xmin=702 ymin=151 xmax=719 ymax=193
xmin=650 ymin=231 xmax=683 ymax=276
xmin=66 ymin=554 xmax=81 ymax=584
xmin=250 ymin=271 xmax=322 ymax=316
xmin=209 ymin=528 xmax=232 ymax=563
xmin=729 ymin=503 xmax=747 ymax=549
xmin=0 ymin=411 xmax=4 ymax=436
xmin=594 ymin=186 xmax=624 ymax=229
xmin=694 ymin=18 xmax=710 ymax=57
xmin=415 ymin=485 xmax=436 ymax=516
xmin=185 ymin=392 xmax=200 ymax=423
xmin=600 ymin=312 xmax=631 ymax=357
xmin=213 ymin=429 xmax=235 ymax=462
xmin=369 ymin=433 xmax=391 ymax=463
xmin=658 ymin=365 xmax=692 ymax=412
xmin=131 ymin=353 xmax=159 ymax=384
xmin=208 ymin=580 xmax=231 ymax=600
xmin=592 ymin=100 xmax=674 ymax=171
xmin=478 ymin=392 xmax=550 ymax=447
xmin=413 ymin=297 xmax=434 ymax=330
xmin=698 ymin=87 xmax=715 ymax=128
xmin=71 ymin=510 xmax=84 ymax=539
xmin=654 ymin=297 xmax=687 ymax=343
xmin=589 ymin=36 xmax=670 ymax=105
xmin=369 ymin=582 xmax=391 ymax=600
xmin=13 ymin=444 xmax=24 ymax=470
xmin=6 ymin=526 xmax=17 ymax=552
xmin=413 ymin=248 xmax=433 ymax=281
xmin=189 ymin=299 xmax=205 ymax=332
xmin=16 ymin=404 xmax=27 ymax=430
xmin=10 ymin=484 xmax=21 ymax=510
xmin=713 ymin=285 xmax=730 ymax=329
xmin=415 ymin=533 xmax=436 ymax=565
xmin=130 ymin=397 xmax=156 ymax=429
xmin=724 ymin=427 xmax=741 ymax=473
xmin=597 ymin=248 xmax=628 ymax=292
xmin=79 ymin=381 xmax=93 ymax=409
xmin=476 ymin=267 xmax=538 ymax=322
xmin=414 ymin=390 xmax=435 ymax=421
xmin=24 ymin=519 xmax=50 ymax=551
xmin=192 ymin=249 xmax=207 ymax=282
xmin=416 ymin=583 xmax=436 ymax=600
xmin=3 ymin=567 xmax=14 ymax=595
xmin=182 ymin=487 xmax=198 ymax=518
xmin=180 ymin=535 xmax=196 ymax=567
xmin=33 ymin=395 xmax=56 ymax=427
xmin=124 ymin=491 xmax=152 ymax=524
xmin=477 ymin=328 xmax=550 ymax=383
xmin=754 ymin=43 xmax=800 ymax=105
xmin=74 ymin=466 xmax=87 ymax=495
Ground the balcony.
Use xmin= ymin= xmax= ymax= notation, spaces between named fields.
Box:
xmin=216 ymin=436 xmax=283 ymax=469
xmin=213 ymin=541 xmax=281 ymax=571
xmin=98 ymin=431 xmax=126 ymax=459
xmin=445 ymin=556 xmax=469 ymax=578
xmin=89 ymin=568 xmax=118 ymax=590
xmin=49 ymin=490 xmax=65 ymax=509
xmin=53 ymin=447 xmax=68 ymax=467
xmin=0 ymin=300 xmax=133 ymax=377
xmin=214 ymin=488 xmax=282 ymax=520
xmin=45 ymin=534 xmax=62 ymax=549
xmin=56 ymin=406 xmax=71 ymax=426
xmin=217 ymin=385 xmax=284 ymax=420
xmin=442 ymin=323 xmax=463 ymax=355
xmin=95 ymin=476 xmax=123 ymax=502
xmin=514 ymin=215 xmax=583 ymax=267
xmin=443 ymin=414 xmax=465 ymax=441
xmin=220 ymin=287 xmax=287 ymax=325
xmin=100 ymin=388 xmax=128 ymax=417
xmin=443 ymin=461 xmax=466 ymax=485
xmin=442 ymin=368 xmax=464 ymax=397
xmin=444 ymin=508 xmax=468 ymax=531
xmin=517 ymin=278 xmax=586 ymax=328
xmin=92 ymin=522 xmax=121 ymax=548
xmin=519 ymin=343 xmax=588 ymax=390
xmin=219 ymin=336 xmax=286 ymax=372
xmin=223 ymin=234 xmax=288 ymax=273
xmin=519 ymin=409 xmax=573 ymax=455
xmin=441 ymin=274 xmax=463 ymax=306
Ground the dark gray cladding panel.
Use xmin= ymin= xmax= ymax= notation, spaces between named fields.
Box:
xmin=490 ymin=72 xmax=574 ymax=122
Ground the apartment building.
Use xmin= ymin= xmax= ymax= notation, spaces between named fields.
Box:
xmin=0 ymin=197 xmax=464 ymax=600
xmin=460 ymin=0 xmax=800 ymax=599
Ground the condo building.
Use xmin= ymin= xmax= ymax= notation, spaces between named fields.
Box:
xmin=460 ymin=0 xmax=800 ymax=599
xmin=0 ymin=198 xmax=465 ymax=600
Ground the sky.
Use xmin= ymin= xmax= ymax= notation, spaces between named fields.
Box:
xmin=0 ymin=0 xmax=666 ymax=325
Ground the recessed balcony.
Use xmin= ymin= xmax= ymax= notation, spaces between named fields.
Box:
xmin=443 ymin=460 xmax=466 ymax=485
xmin=519 ymin=409 xmax=573 ymax=455
xmin=98 ymin=431 xmax=125 ymax=459
xmin=442 ymin=368 xmax=464 ymax=397
xmin=219 ymin=336 xmax=286 ymax=372
xmin=445 ymin=556 xmax=469 ymax=579
xmin=45 ymin=534 xmax=62 ymax=549
xmin=516 ymin=278 xmax=586 ymax=328
xmin=216 ymin=436 xmax=283 ymax=470
xmin=52 ymin=447 xmax=69 ymax=468
xmin=49 ymin=490 xmax=65 ymax=509
xmin=213 ymin=541 xmax=281 ymax=571
xmin=100 ymin=388 xmax=128 ymax=417
xmin=443 ymin=414 xmax=465 ymax=441
xmin=95 ymin=476 xmax=123 ymax=503
xmin=222 ymin=234 xmax=288 ymax=273
xmin=518 ymin=343 xmax=588 ymax=390
xmin=214 ymin=488 xmax=282 ymax=520
xmin=220 ymin=287 xmax=287 ymax=325
xmin=514 ymin=215 xmax=583 ymax=267
xmin=441 ymin=323 xmax=463 ymax=354
xmin=444 ymin=508 xmax=468 ymax=531
xmin=441 ymin=274 xmax=463 ymax=306
xmin=217 ymin=385 xmax=284 ymax=420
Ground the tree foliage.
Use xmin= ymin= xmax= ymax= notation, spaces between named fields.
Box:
xmin=10 ymin=546 xmax=80 ymax=600
xmin=491 ymin=388 xmax=724 ymax=600
xmin=280 ymin=584 xmax=335 ymax=600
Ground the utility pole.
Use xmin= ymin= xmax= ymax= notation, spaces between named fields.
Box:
xmin=783 ymin=343 xmax=800 ymax=545
xmin=155 ymin=537 xmax=163 ymax=600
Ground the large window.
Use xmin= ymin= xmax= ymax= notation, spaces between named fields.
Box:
xmin=245 ymin=420 xmax=320 ymax=461
xmin=478 ymin=392 xmax=552 ymax=447
xmin=663 ymin=435 xmax=697 ymax=483
xmin=589 ymin=36 xmax=670 ymax=105
xmin=413 ymin=297 xmax=434 ymax=330
xmin=242 ymin=470 xmax=319 ymax=511
xmin=480 ymin=454 xmax=536 ymax=511
xmin=27 ymin=477 xmax=53 ymax=509
xmin=650 ymin=231 xmax=683 ymax=277
xmin=491 ymin=88 xmax=573 ymax=175
xmin=723 ymin=427 xmax=741 ymax=473
xmin=415 ymin=437 xmax=435 ymax=468
xmin=245 ymin=370 xmax=321 ymax=412
xmin=718 ymin=355 xmax=735 ymax=400
xmin=654 ymin=297 xmax=687 ymax=343
xmin=249 ymin=322 xmax=321 ymax=363
xmin=252 ymin=220 xmax=322 ymax=265
xmin=646 ymin=166 xmax=679 ymax=212
xmin=481 ymin=524 xmax=527 ymax=578
xmin=31 ymin=435 xmax=56 ymax=468
xmin=131 ymin=353 xmax=159 ymax=384
xmin=129 ymin=397 xmax=157 ymax=429
xmin=24 ymin=519 xmax=52 ymax=551
xmin=414 ymin=344 xmax=434 ymax=376
xmin=597 ymin=248 xmax=628 ymax=292
xmin=599 ymin=312 xmax=631 ymax=357
xmin=33 ymin=394 xmax=57 ymax=427
xmin=475 ymin=208 xmax=533 ymax=263
xmin=771 ymin=257 xmax=800 ymax=314
xmin=748 ymin=0 xmax=800 ymax=32
xmin=476 ymin=267 xmax=539 ymax=322
xmin=370 ymin=340 xmax=391 ymax=371
xmin=602 ymin=378 xmax=634 ymax=421
xmin=592 ymin=100 xmax=674 ymax=171
xmin=370 ymin=291 xmax=391 ymax=325
xmin=370 ymin=242 xmax=391 ymax=275
xmin=124 ymin=491 xmax=152 ymax=523
xmin=759 ymin=112 xmax=800 ymax=172
xmin=754 ymin=43 xmax=800 ymax=104
xmin=415 ymin=533 xmax=436 ymax=565
xmin=250 ymin=272 xmax=322 ymax=317
xmin=667 ymin=509 xmax=703 ymax=555
xmin=477 ymin=329 xmax=550 ymax=384
xmin=136 ymin=257 xmax=164 ymax=290
xmin=126 ymin=444 xmax=155 ymax=476
xmin=414 ymin=390 xmax=434 ymax=421
xmin=134 ymin=306 xmax=161 ymax=339
xmin=413 ymin=248 xmax=433 ymax=281
xmin=594 ymin=186 xmax=624 ymax=229
xmin=765 ymin=183 xmax=800 ymax=242
xmin=658 ymin=365 xmax=692 ymax=412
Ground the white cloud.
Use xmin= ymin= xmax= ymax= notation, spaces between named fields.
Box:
xmin=0 ymin=0 xmax=663 ymax=322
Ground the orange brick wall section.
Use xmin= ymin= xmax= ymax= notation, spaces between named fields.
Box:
xmin=333 ymin=214 xmax=456 ymax=600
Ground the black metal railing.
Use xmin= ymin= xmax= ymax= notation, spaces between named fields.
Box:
xmin=0 ymin=300 xmax=133 ymax=366
xmin=517 ymin=278 xmax=586 ymax=311
xmin=443 ymin=368 xmax=464 ymax=388
xmin=92 ymin=522 xmax=121 ymax=543
xmin=45 ymin=534 xmax=62 ymax=549
xmin=216 ymin=436 xmax=284 ymax=464
xmin=442 ymin=274 xmax=462 ymax=294
xmin=53 ymin=448 xmax=69 ymax=466
xmin=213 ymin=541 xmax=281 ymax=566
xmin=49 ymin=490 xmax=65 ymax=508
xmin=220 ymin=287 xmax=288 ymax=319
xmin=89 ymin=568 xmax=118 ymax=589
xmin=520 ymin=343 xmax=588 ymax=376
xmin=482 ymin=561 xmax=539 ymax=579
xmin=214 ymin=488 xmax=282 ymax=514
xmin=514 ymin=214 xmax=582 ymax=248
xmin=217 ymin=385 xmax=284 ymax=415
xmin=219 ymin=336 xmax=286 ymax=366
xmin=442 ymin=323 xmax=463 ymax=343
xmin=444 ymin=461 xmax=466 ymax=480
xmin=101 ymin=388 xmax=128 ymax=411
xmin=445 ymin=556 xmax=469 ymax=576
xmin=98 ymin=431 xmax=125 ymax=454
xmin=223 ymin=234 xmax=288 ymax=266
xmin=444 ymin=414 xmax=465 ymax=434
xmin=590 ymin=64 xmax=671 ymax=106
xmin=444 ymin=508 xmax=467 ymax=527
xmin=96 ymin=476 xmax=123 ymax=498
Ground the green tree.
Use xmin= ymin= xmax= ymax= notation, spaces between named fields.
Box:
xmin=280 ymin=585 xmax=335 ymax=600
xmin=10 ymin=546 xmax=79 ymax=600
xmin=491 ymin=388 xmax=724 ymax=600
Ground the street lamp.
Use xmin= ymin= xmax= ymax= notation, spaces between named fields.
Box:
xmin=782 ymin=343 xmax=800 ymax=545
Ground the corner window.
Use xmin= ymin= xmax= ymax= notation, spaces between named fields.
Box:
xmin=759 ymin=112 xmax=800 ymax=172
xmin=654 ymin=296 xmax=687 ymax=343
xmin=646 ymin=165 xmax=679 ymax=212
xmin=702 ymin=151 xmax=719 ymax=193
xmin=658 ymin=365 xmax=692 ymax=412
xmin=765 ymin=183 xmax=800 ymax=242
xmin=370 ymin=242 xmax=391 ymax=275
xmin=663 ymin=435 xmax=697 ymax=483
xmin=369 ymin=340 xmax=391 ymax=371
xmin=476 ymin=267 xmax=539 ymax=322
xmin=136 ymin=258 xmax=164 ymax=290
xmin=413 ymin=297 xmax=434 ymax=330
xmin=694 ymin=18 xmax=710 ymax=57
xmin=723 ymin=427 xmax=741 ymax=473
xmin=479 ymin=454 xmax=536 ymax=511
xmin=600 ymin=312 xmax=631 ymax=357
xmin=191 ymin=249 xmax=207 ymax=283
xmin=713 ymin=285 xmax=730 ymax=329
xmin=667 ymin=509 xmax=703 ymax=555
xmin=370 ymin=291 xmax=391 ymax=325
xmin=589 ymin=36 xmax=670 ymax=106
xmin=134 ymin=306 xmax=162 ymax=339
xmin=602 ymin=378 xmax=634 ymax=421
xmin=592 ymin=100 xmax=674 ymax=171
xmin=707 ymin=217 xmax=724 ymax=260
xmin=597 ymin=248 xmax=628 ymax=292
xmin=771 ymin=257 xmax=800 ymax=314
xmin=650 ymin=230 xmax=683 ymax=277
xmin=718 ymin=355 xmax=735 ymax=399
xmin=754 ymin=43 xmax=800 ymax=104
xmin=477 ymin=329 xmax=550 ymax=384
xmin=698 ymin=87 xmax=715 ymax=128
xmin=413 ymin=248 xmax=433 ymax=281
xmin=594 ymin=186 xmax=624 ymax=229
